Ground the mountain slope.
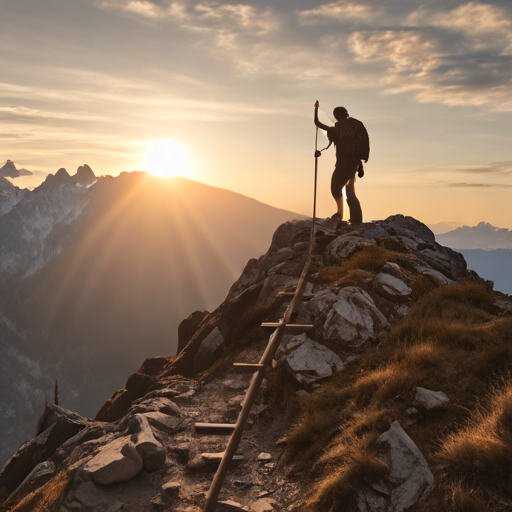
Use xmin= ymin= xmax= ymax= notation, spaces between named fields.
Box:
xmin=0 ymin=171 xmax=306 ymax=465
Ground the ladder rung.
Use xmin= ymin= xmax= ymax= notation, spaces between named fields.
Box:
xmin=202 ymin=453 xmax=244 ymax=464
xmin=194 ymin=423 xmax=236 ymax=436
xmin=233 ymin=363 xmax=265 ymax=374
xmin=261 ymin=323 xmax=314 ymax=333
xmin=277 ymin=291 xmax=313 ymax=300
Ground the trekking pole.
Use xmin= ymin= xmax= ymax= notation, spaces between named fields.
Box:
xmin=312 ymin=100 xmax=320 ymax=231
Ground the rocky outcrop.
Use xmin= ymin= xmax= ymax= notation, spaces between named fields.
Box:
xmin=0 ymin=215 xmax=479 ymax=511
xmin=0 ymin=404 xmax=92 ymax=496
xmin=165 ymin=215 xmax=468 ymax=379
xmin=177 ymin=310 xmax=209 ymax=355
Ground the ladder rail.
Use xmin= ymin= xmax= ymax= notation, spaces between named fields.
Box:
xmin=203 ymin=118 xmax=321 ymax=512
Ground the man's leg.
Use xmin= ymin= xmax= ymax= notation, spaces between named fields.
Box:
xmin=346 ymin=173 xmax=362 ymax=225
xmin=331 ymin=168 xmax=344 ymax=220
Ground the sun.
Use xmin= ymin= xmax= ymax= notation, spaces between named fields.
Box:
xmin=143 ymin=139 xmax=190 ymax=178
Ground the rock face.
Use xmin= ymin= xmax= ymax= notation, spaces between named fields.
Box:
xmin=358 ymin=421 xmax=433 ymax=512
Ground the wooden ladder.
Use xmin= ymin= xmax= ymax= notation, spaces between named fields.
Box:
xmin=197 ymin=119 xmax=321 ymax=511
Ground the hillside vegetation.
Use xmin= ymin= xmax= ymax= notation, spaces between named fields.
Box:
xmin=286 ymin=277 xmax=512 ymax=511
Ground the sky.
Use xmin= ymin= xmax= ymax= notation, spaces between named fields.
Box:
xmin=1 ymin=0 xmax=512 ymax=227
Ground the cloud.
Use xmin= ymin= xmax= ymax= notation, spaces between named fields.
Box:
xmin=449 ymin=182 xmax=512 ymax=187
xmin=99 ymin=0 xmax=277 ymax=33
xmin=299 ymin=1 xmax=378 ymax=23
xmin=456 ymin=161 xmax=512 ymax=175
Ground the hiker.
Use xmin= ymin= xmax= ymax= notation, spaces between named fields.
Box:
xmin=314 ymin=102 xmax=369 ymax=226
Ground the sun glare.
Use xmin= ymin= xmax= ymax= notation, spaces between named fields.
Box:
xmin=143 ymin=139 xmax=190 ymax=178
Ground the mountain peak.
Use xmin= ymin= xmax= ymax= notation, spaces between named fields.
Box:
xmin=76 ymin=164 xmax=96 ymax=186
xmin=0 ymin=160 xmax=18 ymax=179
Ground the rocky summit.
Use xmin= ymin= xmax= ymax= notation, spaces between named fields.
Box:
xmin=1 ymin=215 xmax=511 ymax=512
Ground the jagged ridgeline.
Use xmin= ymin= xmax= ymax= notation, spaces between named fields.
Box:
xmin=1 ymin=214 xmax=512 ymax=512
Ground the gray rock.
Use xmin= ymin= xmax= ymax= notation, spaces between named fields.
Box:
xmin=375 ymin=421 xmax=433 ymax=512
xmin=414 ymin=387 xmax=449 ymax=410
xmin=309 ymin=289 xmax=338 ymax=317
xmin=377 ymin=273 xmax=412 ymax=296
xmin=384 ymin=262 xmax=401 ymax=273
xmin=82 ymin=437 xmax=143 ymax=485
xmin=130 ymin=414 xmax=166 ymax=471
xmin=257 ymin=452 xmax=272 ymax=462
xmin=142 ymin=411 xmax=182 ymax=435
xmin=277 ymin=334 xmax=344 ymax=384
xmin=323 ymin=287 xmax=389 ymax=347
xmin=161 ymin=481 xmax=181 ymax=505
xmin=493 ymin=296 xmax=512 ymax=312
xmin=417 ymin=266 xmax=454 ymax=285
xmin=193 ymin=327 xmax=225 ymax=374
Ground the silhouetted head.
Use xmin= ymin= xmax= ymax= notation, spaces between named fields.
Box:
xmin=333 ymin=107 xmax=348 ymax=121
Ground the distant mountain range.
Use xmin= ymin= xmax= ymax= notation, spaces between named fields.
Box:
xmin=427 ymin=221 xmax=465 ymax=235
xmin=433 ymin=222 xmax=512 ymax=296
xmin=437 ymin=222 xmax=512 ymax=249
xmin=0 ymin=169 xmax=306 ymax=465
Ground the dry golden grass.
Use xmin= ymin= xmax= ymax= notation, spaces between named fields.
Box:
xmin=285 ymin=281 xmax=512 ymax=511
xmin=319 ymin=245 xmax=392 ymax=283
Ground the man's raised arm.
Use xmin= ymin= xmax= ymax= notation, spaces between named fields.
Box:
xmin=314 ymin=101 xmax=330 ymax=131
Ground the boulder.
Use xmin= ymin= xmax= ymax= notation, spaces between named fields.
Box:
xmin=370 ymin=421 xmax=433 ymax=512
xmin=193 ymin=327 xmax=225 ymax=374
xmin=277 ymin=334 xmax=344 ymax=384
xmin=323 ymin=287 xmax=389 ymax=347
xmin=414 ymin=387 xmax=449 ymax=410
xmin=82 ymin=437 xmax=143 ymax=485
xmin=377 ymin=273 xmax=412 ymax=297
xmin=177 ymin=310 xmax=210 ymax=355
xmin=416 ymin=266 xmax=454 ymax=285
xmin=142 ymin=411 xmax=182 ymax=435
xmin=129 ymin=414 xmax=166 ymax=471
xmin=130 ymin=397 xmax=181 ymax=417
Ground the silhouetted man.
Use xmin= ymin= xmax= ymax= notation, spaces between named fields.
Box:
xmin=314 ymin=103 xmax=369 ymax=226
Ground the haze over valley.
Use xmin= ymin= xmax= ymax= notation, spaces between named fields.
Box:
xmin=0 ymin=167 xmax=305 ymax=464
